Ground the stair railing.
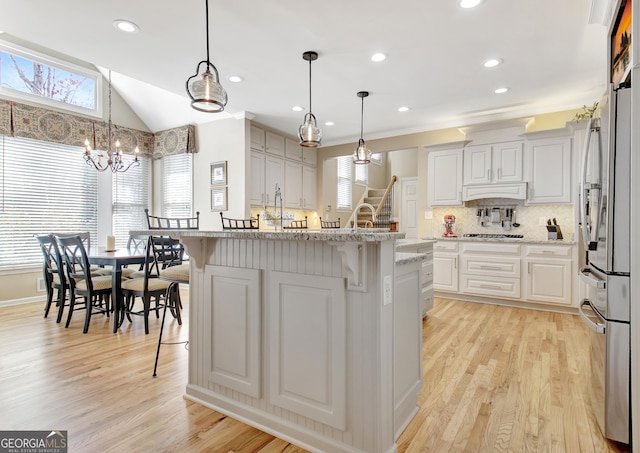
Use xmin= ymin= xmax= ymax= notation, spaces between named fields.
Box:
xmin=373 ymin=175 xmax=397 ymax=228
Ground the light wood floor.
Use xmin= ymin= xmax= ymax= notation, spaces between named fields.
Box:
xmin=0 ymin=294 xmax=630 ymax=452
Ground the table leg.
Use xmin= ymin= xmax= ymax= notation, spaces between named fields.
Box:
xmin=112 ymin=264 xmax=123 ymax=333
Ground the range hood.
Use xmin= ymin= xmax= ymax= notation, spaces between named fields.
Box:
xmin=462 ymin=182 xmax=527 ymax=201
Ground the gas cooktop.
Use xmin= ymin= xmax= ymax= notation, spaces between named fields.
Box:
xmin=463 ymin=233 xmax=524 ymax=239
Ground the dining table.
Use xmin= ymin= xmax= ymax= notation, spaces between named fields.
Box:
xmin=88 ymin=247 xmax=146 ymax=333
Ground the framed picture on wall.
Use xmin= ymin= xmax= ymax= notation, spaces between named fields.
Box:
xmin=210 ymin=161 xmax=227 ymax=186
xmin=211 ymin=187 xmax=228 ymax=211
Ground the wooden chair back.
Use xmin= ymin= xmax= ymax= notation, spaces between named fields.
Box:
xmin=145 ymin=209 xmax=200 ymax=230
xmin=284 ymin=216 xmax=308 ymax=229
xmin=220 ymin=213 xmax=260 ymax=230
xmin=320 ymin=217 xmax=341 ymax=228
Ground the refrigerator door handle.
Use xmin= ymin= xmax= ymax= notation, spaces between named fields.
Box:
xmin=579 ymin=119 xmax=601 ymax=252
xmin=579 ymin=299 xmax=606 ymax=334
xmin=579 ymin=267 xmax=607 ymax=288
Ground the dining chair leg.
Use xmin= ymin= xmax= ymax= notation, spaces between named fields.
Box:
xmin=153 ymin=282 xmax=186 ymax=377
xmin=83 ymin=296 xmax=93 ymax=334
xmin=43 ymin=283 xmax=53 ymax=318
xmin=143 ymin=295 xmax=151 ymax=335
xmin=55 ymin=286 xmax=66 ymax=323
xmin=65 ymin=290 xmax=77 ymax=328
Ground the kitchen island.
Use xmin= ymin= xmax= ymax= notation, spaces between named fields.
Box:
xmin=136 ymin=228 xmax=423 ymax=453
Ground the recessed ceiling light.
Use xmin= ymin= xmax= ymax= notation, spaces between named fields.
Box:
xmin=228 ymin=75 xmax=244 ymax=83
xmin=494 ymin=87 xmax=509 ymax=94
xmin=371 ymin=52 xmax=388 ymax=62
xmin=398 ymin=106 xmax=410 ymax=112
xmin=325 ymin=121 xmax=335 ymax=126
xmin=113 ymin=19 xmax=139 ymax=33
xmin=292 ymin=106 xmax=304 ymax=112
xmin=459 ymin=0 xmax=483 ymax=8
xmin=483 ymin=58 xmax=503 ymax=68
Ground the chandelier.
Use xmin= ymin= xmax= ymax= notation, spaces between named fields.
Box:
xmin=298 ymin=50 xmax=322 ymax=147
xmin=186 ymin=0 xmax=228 ymax=112
xmin=353 ymin=91 xmax=372 ymax=164
xmin=84 ymin=70 xmax=140 ymax=172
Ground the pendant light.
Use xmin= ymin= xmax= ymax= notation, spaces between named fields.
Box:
xmin=186 ymin=0 xmax=228 ymax=112
xmin=353 ymin=91 xmax=372 ymax=164
xmin=298 ymin=51 xmax=322 ymax=147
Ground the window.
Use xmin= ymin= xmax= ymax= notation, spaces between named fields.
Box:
xmin=0 ymin=135 xmax=98 ymax=270
xmin=371 ymin=153 xmax=383 ymax=164
xmin=336 ymin=156 xmax=352 ymax=210
xmin=162 ymin=153 xmax=193 ymax=218
xmin=0 ymin=39 xmax=101 ymax=117
xmin=112 ymin=158 xmax=151 ymax=249
xmin=354 ymin=163 xmax=368 ymax=185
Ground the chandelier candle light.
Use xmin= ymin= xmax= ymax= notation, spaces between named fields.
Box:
xmin=186 ymin=0 xmax=228 ymax=112
xmin=84 ymin=70 xmax=140 ymax=173
xmin=353 ymin=90 xmax=372 ymax=164
xmin=298 ymin=51 xmax=322 ymax=147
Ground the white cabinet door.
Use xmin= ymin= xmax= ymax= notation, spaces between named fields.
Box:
xmin=265 ymin=131 xmax=285 ymax=157
xmin=524 ymin=258 xmax=572 ymax=305
xmin=525 ymin=136 xmax=572 ymax=204
xmin=463 ymin=145 xmax=492 ymax=185
xmin=433 ymin=254 xmax=458 ymax=292
xmin=284 ymin=161 xmax=302 ymax=209
xmin=302 ymin=165 xmax=317 ymax=210
xmin=250 ymin=152 xmax=266 ymax=206
xmin=285 ymin=138 xmax=302 ymax=162
xmin=265 ymin=156 xmax=284 ymax=206
xmin=493 ymin=141 xmax=523 ymax=183
xmin=302 ymin=147 xmax=317 ymax=166
xmin=428 ymin=148 xmax=463 ymax=206
xmin=250 ymin=125 xmax=265 ymax=151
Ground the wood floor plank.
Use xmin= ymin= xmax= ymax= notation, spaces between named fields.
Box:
xmin=0 ymin=295 xmax=630 ymax=452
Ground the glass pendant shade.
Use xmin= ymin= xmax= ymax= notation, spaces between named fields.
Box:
xmin=353 ymin=138 xmax=372 ymax=164
xmin=186 ymin=0 xmax=227 ymax=113
xmin=186 ymin=62 xmax=227 ymax=112
xmin=299 ymin=51 xmax=322 ymax=147
xmin=298 ymin=112 xmax=322 ymax=147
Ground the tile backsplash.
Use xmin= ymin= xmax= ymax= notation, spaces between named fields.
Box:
xmin=432 ymin=199 xmax=575 ymax=241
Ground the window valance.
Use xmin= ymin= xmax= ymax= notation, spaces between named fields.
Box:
xmin=153 ymin=125 xmax=197 ymax=159
xmin=1 ymin=99 xmax=154 ymax=156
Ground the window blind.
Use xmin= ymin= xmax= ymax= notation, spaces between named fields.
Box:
xmin=162 ymin=153 xmax=193 ymax=218
xmin=112 ymin=157 xmax=150 ymax=248
xmin=336 ymin=156 xmax=352 ymax=210
xmin=0 ymin=135 xmax=98 ymax=270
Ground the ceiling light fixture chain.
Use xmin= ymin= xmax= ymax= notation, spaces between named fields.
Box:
xmin=298 ymin=50 xmax=321 ymax=148
xmin=186 ymin=0 xmax=228 ymax=113
xmin=83 ymin=69 xmax=140 ymax=173
xmin=353 ymin=90 xmax=371 ymax=165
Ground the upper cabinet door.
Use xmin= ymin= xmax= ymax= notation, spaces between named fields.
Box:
xmin=525 ymin=136 xmax=572 ymax=204
xmin=284 ymin=138 xmax=302 ymax=162
xmin=265 ymin=131 xmax=285 ymax=157
xmin=302 ymin=147 xmax=317 ymax=166
xmin=250 ymin=152 xmax=266 ymax=206
xmin=463 ymin=145 xmax=492 ymax=185
xmin=428 ymin=148 xmax=463 ymax=206
xmin=493 ymin=141 xmax=523 ymax=183
xmin=251 ymin=125 xmax=266 ymax=152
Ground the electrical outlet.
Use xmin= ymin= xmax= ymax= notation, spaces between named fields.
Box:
xmin=539 ymin=217 xmax=547 ymax=226
xmin=383 ymin=275 xmax=392 ymax=305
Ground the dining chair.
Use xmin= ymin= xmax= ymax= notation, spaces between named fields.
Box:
xmin=145 ymin=209 xmax=200 ymax=230
xmin=320 ymin=217 xmax=341 ymax=228
xmin=120 ymin=236 xmax=182 ymax=335
xmin=220 ymin=212 xmax=260 ymax=230
xmin=283 ymin=216 xmax=308 ymax=229
xmin=35 ymin=234 xmax=68 ymax=323
xmin=52 ymin=231 xmax=112 ymax=276
xmin=56 ymin=235 xmax=114 ymax=333
xmin=121 ymin=234 xmax=149 ymax=279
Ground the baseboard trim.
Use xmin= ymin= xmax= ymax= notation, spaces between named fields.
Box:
xmin=0 ymin=296 xmax=44 ymax=309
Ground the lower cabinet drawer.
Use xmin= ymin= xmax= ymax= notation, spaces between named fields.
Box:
xmin=461 ymin=275 xmax=520 ymax=299
xmin=422 ymin=261 xmax=434 ymax=285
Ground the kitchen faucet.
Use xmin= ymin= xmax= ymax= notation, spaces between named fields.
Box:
xmin=353 ymin=202 xmax=377 ymax=232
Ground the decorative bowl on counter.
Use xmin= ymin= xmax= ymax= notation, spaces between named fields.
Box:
xmin=260 ymin=210 xmax=295 ymax=227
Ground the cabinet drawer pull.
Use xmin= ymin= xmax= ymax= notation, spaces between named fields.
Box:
xmin=479 ymin=284 xmax=503 ymax=290
xmin=479 ymin=265 xmax=504 ymax=270
xmin=542 ymin=250 xmax=556 ymax=254
xmin=487 ymin=169 xmax=491 ymax=180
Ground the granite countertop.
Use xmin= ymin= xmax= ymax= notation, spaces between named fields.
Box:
xmin=131 ymin=228 xmax=406 ymax=242
xmin=423 ymin=236 xmax=576 ymax=245
xmin=395 ymin=252 xmax=427 ymax=265
xmin=396 ymin=238 xmax=437 ymax=248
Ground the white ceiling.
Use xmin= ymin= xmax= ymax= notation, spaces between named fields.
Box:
xmin=0 ymin=0 xmax=610 ymax=146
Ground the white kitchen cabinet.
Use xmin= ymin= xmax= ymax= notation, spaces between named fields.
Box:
xmin=525 ymin=136 xmax=572 ymax=204
xmin=285 ymin=138 xmax=302 ymax=162
xmin=251 ymin=125 xmax=266 ymax=152
xmin=433 ymin=241 xmax=458 ymax=292
xmin=284 ymin=162 xmax=317 ymax=210
xmin=523 ymin=244 xmax=572 ymax=305
xmin=396 ymin=241 xmax=435 ymax=317
xmin=250 ymin=151 xmax=266 ymax=206
xmin=302 ymin=147 xmax=317 ymax=166
xmin=428 ymin=148 xmax=463 ymax=206
xmin=265 ymin=155 xmax=285 ymax=206
xmin=265 ymin=131 xmax=285 ymax=157
xmin=460 ymin=242 xmax=521 ymax=300
xmin=463 ymin=141 xmax=523 ymax=185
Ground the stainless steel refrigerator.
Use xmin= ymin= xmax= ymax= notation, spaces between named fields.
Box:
xmin=578 ymin=84 xmax=631 ymax=444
